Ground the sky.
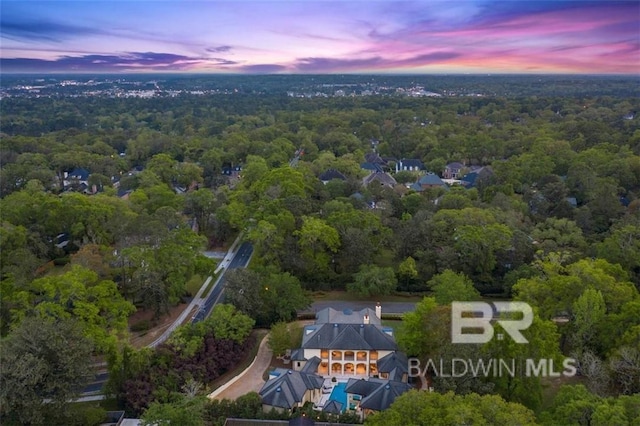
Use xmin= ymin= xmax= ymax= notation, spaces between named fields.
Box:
xmin=1 ymin=1 xmax=638 ymax=74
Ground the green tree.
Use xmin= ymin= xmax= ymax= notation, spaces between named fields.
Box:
xmin=396 ymin=297 xmax=443 ymax=358
xmin=429 ymin=269 xmax=480 ymax=305
xmin=531 ymin=217 xmax=587 ymax=262
xmin=147 ymin=153 xmax=178 ymax=186
xmin=223 ymin=269 xmax=264 ymax=316
xmin=208 ymin=304 xmax=255 ymax=343
xmin=571 ymin=288 xmax=606 ymax=353
xmin=184 ymin=189 xmax=217 ymax=236
xmin=268 ymin=322 xmax=302 ymax=357
xmin=482 ymin=314 xmax=564 ymax=410
xmin=347 ymin=265 xmax=397 ymax=297
xmin=260 ymin=271 xmax=311 ymax=326
xmin=514 ymin=257 xmax=638 ymax=320
xmin=365 ymin=390 xmax=538 ymax=426
xmin=536 ymin=384 xmax=640 ymax=426
xmin=0 ymin=317 xmax=94 ymax=426
xmin=597 ymin=223 xmax=640 ymax=287
xmin=295 ymin=216 xmax=340 ymax=280
xmin=10 ymin=265 xmax=135 ymax=355
xmin=397 ymin=256 xmax=420 ymax=291
xmin=454 ymin=223 xmax=512 ymax=283
xmin=141 ymin=395 xmax=206 ymax=426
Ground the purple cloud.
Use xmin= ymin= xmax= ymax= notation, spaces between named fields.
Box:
xmin=206 ymin=45 xmax=233 ymax=53
xmin=237 ymin=64 xmax=288 ymax=73
xmin=295 ymin=57 xmax=384 ymax=72
xmin=292 ymin=51 xmax=460 ymax=73
xmin=0 ymin=19 xmax=107 ymax=43
xmin=0 ymin=52 xmax=235 ymax=72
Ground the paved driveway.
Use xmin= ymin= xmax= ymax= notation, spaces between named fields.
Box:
xmin=209 ymin=332 xmax=272 ymax=401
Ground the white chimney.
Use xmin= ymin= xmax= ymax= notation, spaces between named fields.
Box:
xmin=363 ymin=314 xmax=370 ymax=325
xmin=375 ymin=302 xmax=381 ymax=319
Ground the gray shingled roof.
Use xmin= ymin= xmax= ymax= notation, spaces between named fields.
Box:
xmin=417 ymin=173 xmax=446 ymax=186
xmin=301 ymin=356 xmax=321 ymax=374
xmin=398 ymin=159 xmax=425 ymax=170
xmin=322 ymin=399 xmax=343 ymax=414
xmin=259 ymin=369 xmax=323 ymax=409
xmin=377 ymin=352 xmax=408 ymax=382
xmin=319 ymin=169 xmax=347 ymax=182
xmin=363 ymin=171 xmax=397 ymax=187
xmin=346 ymin=378 xmax=412 ymax=412
xmin=290 ymin=349 xmax=306 ymax=361
xmin=361 ymin=162 xmax=384 ymax=172
xmin=315 ymin=308 xmax=380 ymax=325
xmin=301 ymin=323 xmax=397 ymax=351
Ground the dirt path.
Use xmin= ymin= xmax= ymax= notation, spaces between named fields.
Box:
xmin=209 ymin=332 xmax=273 ymax=401
xmin=129 ymin=303 xmax=189 ymax=348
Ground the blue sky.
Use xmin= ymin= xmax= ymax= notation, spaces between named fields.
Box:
xmin=1 ymin=1 xmax=638 ymax=74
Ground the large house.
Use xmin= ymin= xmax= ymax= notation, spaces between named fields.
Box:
xmin=260 ymin=305 xmax=411 ymax=416
xmin=291 ymin=305 xmax=403 ymax=378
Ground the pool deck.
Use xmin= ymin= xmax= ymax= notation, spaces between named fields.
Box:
xmin=315 ymin=375 xmax=366 ymax=410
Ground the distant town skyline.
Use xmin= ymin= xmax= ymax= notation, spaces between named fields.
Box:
xmin=1 ymin=1 xmax=638 ymax=74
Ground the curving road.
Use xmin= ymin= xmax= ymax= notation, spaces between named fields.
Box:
xmin=81 ymin=239 xmax=253 ymax=396
xmin=192 ymin=242 xmax=253 ymax=323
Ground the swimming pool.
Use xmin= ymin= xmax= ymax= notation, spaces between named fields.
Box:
xmin=328 ymin=382 xmax=348 ymax=411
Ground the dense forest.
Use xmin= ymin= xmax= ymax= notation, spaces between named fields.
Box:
xmin=1 ymin=76 xmax=639 ymax=424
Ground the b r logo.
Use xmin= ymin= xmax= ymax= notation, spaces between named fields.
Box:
xmin=451 ymin=302 xmax=533 ymax=344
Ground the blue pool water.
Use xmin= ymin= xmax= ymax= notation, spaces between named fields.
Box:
xmin=329 ymin=382 xmax=348 ymax=411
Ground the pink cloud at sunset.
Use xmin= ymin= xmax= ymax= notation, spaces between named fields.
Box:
xmin=0 ymin=1 xmax=637 ymax=74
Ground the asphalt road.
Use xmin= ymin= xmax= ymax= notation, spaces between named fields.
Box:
xmin=192 ymin=242 xmax=253 ymax=324
xmin=82 ymin=372 xmax=109 ymax=394
xmin=81 ymin=242 xmax=253 ymax=395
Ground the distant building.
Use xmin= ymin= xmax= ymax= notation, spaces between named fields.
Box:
xmin=410 ymin=173 xmax=447 ymax=191
xmin=443 ymin=162 xmax=465 ymax=179
xmin=363 ymin=171 xmax=397 ymax=188
xmin=63 ymin=167 xmax=91 ymax=190
xmin=360 ymin=162 xmax=384 ymax=173
xmin=318 ymin=169 xmax=347 ymax=184
xmin=459 ymin=166 xmax=493 ymax=188
xmin=395 ymin=159 xmax=425 ymax=172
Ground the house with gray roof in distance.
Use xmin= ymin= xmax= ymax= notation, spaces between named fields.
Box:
xmin=410 ymin=172 xmax=447 ymax=191
xmin=363 ymin=171 xmax=397 ymax=188
xmin=292 ymin=305 xmax=405 ymax=378
xmin=363 ymin=152 xmax=387 ymax=168
xmin=318 ymin=169 xmax=347 ymax=185
xmin=345 ymin=377 xmax=412 ymax=419
xmin=360 ymin=162 xmax=384 ymax=173
xmin=259 ymin=369 xmax=324 ymax=413
xmin=459 ymin=166 xmax=493 ymax=188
